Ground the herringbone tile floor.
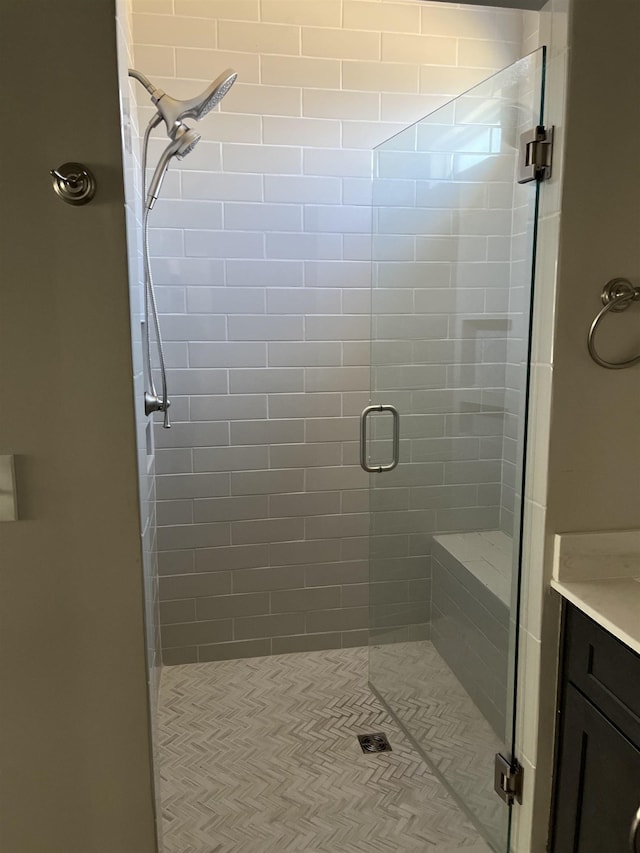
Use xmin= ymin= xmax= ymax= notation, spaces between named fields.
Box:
xmin=158 ymin=646 xmax=490 ymax=853
xmin=371 ymin=642 xmax=505 ymax=848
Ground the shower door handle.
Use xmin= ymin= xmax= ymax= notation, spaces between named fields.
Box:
xmin=359 ymin=404 xmax=400 ymax=473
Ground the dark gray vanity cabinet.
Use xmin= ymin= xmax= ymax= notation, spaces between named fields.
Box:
xmin=552 ymin=605 xmax=640 ymax=852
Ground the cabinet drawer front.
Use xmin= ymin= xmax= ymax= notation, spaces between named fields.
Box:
xmin=565 ymin=606 xmax=640 ymax=746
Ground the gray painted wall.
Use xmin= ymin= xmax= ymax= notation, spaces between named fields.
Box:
xmin=0 ymin=2 xmax=157 ymax=850
xmin=525 ymin=1 xmax=640 ymax=850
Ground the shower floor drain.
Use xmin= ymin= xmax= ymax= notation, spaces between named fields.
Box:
xmin=357 ymin=732 xmax=392 ymax=754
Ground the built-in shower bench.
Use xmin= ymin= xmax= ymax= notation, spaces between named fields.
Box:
xmin=431 ymin=531 xmax=513 ymax=737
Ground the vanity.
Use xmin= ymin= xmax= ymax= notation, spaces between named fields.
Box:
xmin=550 ymin=531 xmax=640 ymax=852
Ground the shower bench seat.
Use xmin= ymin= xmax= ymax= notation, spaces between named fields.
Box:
xmin=431 ymin=530 xmax=512 ymax=738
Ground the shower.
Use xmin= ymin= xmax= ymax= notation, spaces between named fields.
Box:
xmin=128 ymin=67 xmax=238 ymax=427
xmin=116 ymin=0 xmax=557 ymax=847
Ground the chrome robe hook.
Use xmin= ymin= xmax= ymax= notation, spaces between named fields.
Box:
xmin=50 ymin=162 xmax=96 ymax=205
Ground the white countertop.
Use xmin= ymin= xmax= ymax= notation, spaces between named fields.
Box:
xmin=551 ymin=577 xmax=640 ymax=656
xmin=551 ymin=529 xmax=640 ymax=656
xmin=553 ymin=529 xmax=640 ymax=581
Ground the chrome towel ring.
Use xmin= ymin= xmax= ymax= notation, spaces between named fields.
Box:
xmin=587 ymin=278 xmax=640 ymax=369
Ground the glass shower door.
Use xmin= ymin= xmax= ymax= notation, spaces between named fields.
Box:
xmin=366 ymin=50 xmax=545 ymax=852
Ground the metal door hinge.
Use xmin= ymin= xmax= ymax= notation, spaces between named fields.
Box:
xmin=494 ymin=753 xmax=524 ymax=806
xmin=518 ymin=125 xmax=553 ymax=184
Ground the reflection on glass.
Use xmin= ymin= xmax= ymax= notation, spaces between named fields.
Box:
xmin=367 ymin=50 xmax=545 ymax=852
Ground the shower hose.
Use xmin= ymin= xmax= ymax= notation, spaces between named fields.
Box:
xmin=141 ymin=119 xmax=171 ymax=428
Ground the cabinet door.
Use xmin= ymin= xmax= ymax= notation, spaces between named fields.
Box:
xmin=553 ymin=683 xmax=640 ymax=852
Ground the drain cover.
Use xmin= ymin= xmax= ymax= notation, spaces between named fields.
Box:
xmin=358 ymin=732 xmax=392 ymax=753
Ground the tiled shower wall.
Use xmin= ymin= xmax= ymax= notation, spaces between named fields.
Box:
xmin=368 ymin=55 xmax=539 ymax=650
xmin=130 ymin=0 xmax=526 ymax=664
xmin=118 ymin=0 xmax=161 ymax=704
xmin=500 ymin=54 xmax=544 ymax=537
xmin=116 ymin=1 xmax=163 ymax=842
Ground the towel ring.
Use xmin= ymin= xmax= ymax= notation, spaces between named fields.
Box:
xmin=587 ymin=278 xmax=640 ymax=369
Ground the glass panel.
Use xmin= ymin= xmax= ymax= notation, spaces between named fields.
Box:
xmin=367 ymin=50 xmax=545 ymax=852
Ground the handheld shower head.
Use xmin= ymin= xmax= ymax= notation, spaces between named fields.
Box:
xmin=129 ymin=67 xmax=238 ymax=136
xmin=146 ymin=124 xmax=201 ymax=210
xmin=174 ymin=127 xmax=201 ymax=159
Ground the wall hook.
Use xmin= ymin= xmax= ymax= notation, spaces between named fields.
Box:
xmin=50 ymin=162 xmax=96 ymax=205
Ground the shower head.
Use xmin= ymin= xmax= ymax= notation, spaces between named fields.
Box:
xmin=173 ymin=69 xmax=238 ymax=122
xmin=174 ymin=126 xmax=201 ymax=159
xmin=129 ymin=67 xmax=238 ymax=137
xmin=146 ymin=124 xmax=201 ymax=210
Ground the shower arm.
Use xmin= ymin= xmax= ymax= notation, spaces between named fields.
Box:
xmin=129 ymin=67 xmax=165 ymax=103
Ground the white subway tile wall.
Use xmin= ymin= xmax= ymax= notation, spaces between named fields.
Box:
xmin=131 ymin=0 xmax=526 ymax=663
xmin=118 ymin=0 xmax=161 ymax=696
xmin=367 ymin=53 xmax=540 ymax=646
xmin=116 ymin=0 xmax=165 ymax=839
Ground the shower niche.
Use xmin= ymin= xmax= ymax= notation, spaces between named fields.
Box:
xmin=365 ymin=49 xmax=545 ymax=851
